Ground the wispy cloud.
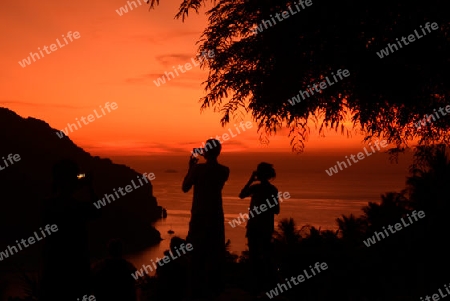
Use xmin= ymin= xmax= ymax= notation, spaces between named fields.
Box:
xmin=81 ymin=140 xmax=187 ymax=153
xmin=124 ymin=71 xmax=207 ymax=87
xmin=124 ymin=74 xmax=163 ymax=84
xmin=155 ymin=53 xmax=193 ymax=67
xmin=130 ymin=31 xmax=200 ymax=44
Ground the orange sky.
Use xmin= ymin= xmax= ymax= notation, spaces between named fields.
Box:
xmin=0 ymin=0 xmax=366 ymax=156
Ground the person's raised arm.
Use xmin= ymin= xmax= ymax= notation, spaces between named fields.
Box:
xmin=239 ymin=171 xmax=257 ymax=199
xmin=182 ymin=155 xmax=198 ymax=193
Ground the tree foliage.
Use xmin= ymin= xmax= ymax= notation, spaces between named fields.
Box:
xmin=150 ymin=0 xmax=450 ymax=152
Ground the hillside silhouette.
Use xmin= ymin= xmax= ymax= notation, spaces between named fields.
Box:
xmin=0 ymin=107 xmax=163 ymax=266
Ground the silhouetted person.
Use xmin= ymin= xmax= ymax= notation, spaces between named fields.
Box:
xmin=182 ymin=139 xmax=229 ymax=299
xmin=40 ymin=159 xmax=100 ymax=301
xmin=91 ymin=239 xmax=138 ymax=301
xmin=155 ymin=237 xmax=190 ymax=300
xmin=239 ymin=162 xmax=279 ymax=295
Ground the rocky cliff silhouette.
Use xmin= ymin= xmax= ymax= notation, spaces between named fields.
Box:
xmin=0 ymin=107 xmax=162 ymax=266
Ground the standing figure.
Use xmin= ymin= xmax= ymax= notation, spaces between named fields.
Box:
xmin=239 ymin=162 xmax=280 ymax=295
xmin=182 ymin=139 xmax=229 ymax=299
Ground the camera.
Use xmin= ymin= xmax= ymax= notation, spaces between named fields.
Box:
xmin=192 ymin=148 xmax=204 ymax=156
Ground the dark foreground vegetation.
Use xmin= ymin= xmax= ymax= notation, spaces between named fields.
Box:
xmin=8 ymin=145 xmax=450 ymax=301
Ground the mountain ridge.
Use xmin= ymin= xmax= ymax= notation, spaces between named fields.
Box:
xmin=0 ymin=107 xmax=163 ymax=265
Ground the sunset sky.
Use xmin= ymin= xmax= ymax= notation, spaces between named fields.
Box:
xmin=1 ymin=0 xmax=366 ymax=157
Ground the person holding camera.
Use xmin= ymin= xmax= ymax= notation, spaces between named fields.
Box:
xmin=182 ymin=138 xmax=229 ymax=299
xmin=239 ymin=162 xmax=280 ymax=295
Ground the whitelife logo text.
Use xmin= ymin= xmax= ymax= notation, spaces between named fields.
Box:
xmin=56 ymin=102 xmax=118 ymax=138
xmin=131 ymin=243 xmax=193 ymax=279
xmin=228 ymin=192 xmax=290 ymax=228
xmin=18 ymin=31 xmax=81 ymax=68
xmin=93 ymin=173 xmax=155 ymax=209
xmin=0 ymin=224 xmax=58 ymax=261
xmin=376 ymin=22 xmax=439 ymax=59
xmin=363 ymin=210 xmax=425 ymax=247
xmin=153 ymin=50 xmax=215 ymax=87
xmin=325 ymin=140 xmax=388 ymax=176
